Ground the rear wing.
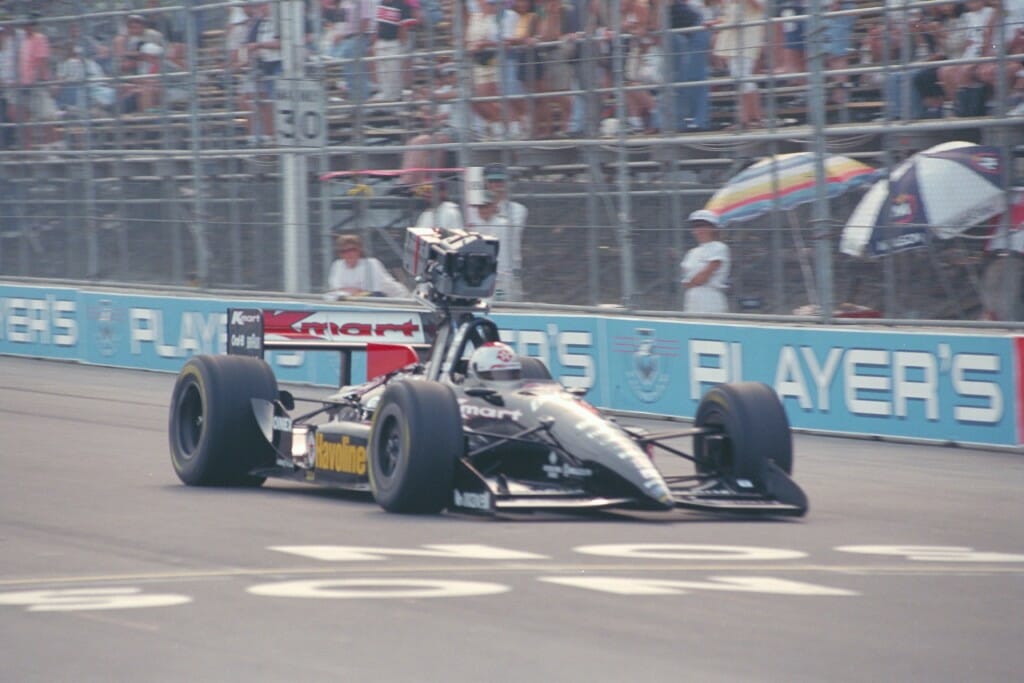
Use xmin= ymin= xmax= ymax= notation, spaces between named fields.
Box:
xmin=227 ymin=308 xmax=435 ymax=384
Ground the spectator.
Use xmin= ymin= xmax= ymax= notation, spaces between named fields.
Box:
xmin=334 ymin=0 xmax=375 ymax=102
xmin=144 ymin=0 xmax=185 ymax=63
xmin=243 ymin=1 xmax=281 ymax=142
xmin=483 ymin=163 xmax=527 ymax=262
xmin=822 ymin=0 xmax=855 ymax=108
xmin=0 ymin=20 xmax=14 ymax=148
xmin=467 ymin=0 xmax=505 ymax=138
xmin=509 ymin=0 xmax=540 ymax=135
xmin=484 ymin=163 xmax=527 ymax=297
xmin=623 ymin=0 xmax=661 ymax=133
xmin=371 ymin=0 xmax=414 ymax=102
xmin=533 ymin=0 xmax=577 ymax=137
xmin=938 ymin=0 xmax=995 ymax=116
xmin=497 ymin=0 xmax=530 ymax=139
xmin=711 ymin=0 xmax=766 ymax=130
xmin=669 ymin=0 xmax=712 ymax=132
xmin=14 ymin=13 xmax=60 ymax=149
xmin=976 ymin=0 xmax=1024 ymax=110
xmin=326 ymin=233 xmax=410 ymax=298
xmin=466 ymin=182 xmax=521 ymax=301
xmin=908 ymin=2 xmax=962 ymax=118
xmin=414 ymin=178 xmax=464 ymax=230
xmin=776 ymin=0 xmax=806 ymax=85
xmin=113 ymin=13 xmax=165 ymax=113
xmin=680 ymin=209 xmax=730 ymax=313
xmin=398 ymin=62 xmax=463 ymax=189
xmin=55 ymin=44 xmax=116 ymax=115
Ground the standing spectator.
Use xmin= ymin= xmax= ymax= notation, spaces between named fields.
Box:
xmin=326 ymin=233 xmax=410 ymax=298
xmin=680 ymin=209 xmax=730 ymax=313
xmin=497 ymin=0 xmax=530 ymax=139
xmin=15 ymin=13 xmax=60 ymax=149
xmin=509 ymin=0 xmax=540 ymax=136
xmin=466 ymin=190 xmax=521 ymax=301
xmin=533 ymin=0 xmax=578 ymax=137
xmin=822 ymin=0 xmax=855 ymax=108
xmin=323 ymin=0 xmax=375 ymax=102
xmin=483 ymin=162 xmax=527 ymax=257
xmin=711 ymin=0 xmax=766 ymax=130
xmin=466 ymin=171 xmax=523 ymax=301
xmin=776 ymin=0 xmax=806 ymax=84
xmin=467 ymin=0 xmax=505 ymax=138
xmin=623 ymin=0 xmax=661 ymax=133
xmin=372 ymin=0 xmax=414 ymax=102
xmin=670 ymin=0 xmax=712 ymax=132
xmin=244 ymin=1 xmax=281 ymax=142
xmin=0 ymin=20 xmax=15 ymax=149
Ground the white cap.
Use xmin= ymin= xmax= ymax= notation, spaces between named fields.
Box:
xmin=688 ymin=209 xmax=721 ymax=227
xmin=139 ymin=42 xmax=164 ymax=56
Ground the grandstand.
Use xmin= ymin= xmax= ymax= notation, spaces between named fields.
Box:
xmin=0 ymin=0 xmax=1022 ymax=319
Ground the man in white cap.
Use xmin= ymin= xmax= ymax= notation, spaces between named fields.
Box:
xmin=680 ymin=209 xmax=730 ymax=313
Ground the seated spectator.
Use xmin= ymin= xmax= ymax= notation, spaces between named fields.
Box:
xmin=976 ymin=0 xmax=1024 ymax=111
xmin=398 ymin=62 xmax=463 ymax=189
xmin=55 ymin=44 xmax=116 ymax=115
xmin=326 ymin=234 xmax=410 ymax=299
xmin=938 ymin=0 xmax=995 ymax=115
xmin=144 ymin=0 xmax=185 ymax=63
xmin=112 ymin=13 xmax=165 ymax=113
xmin=414 ymin=178 xmax=464 ymax=230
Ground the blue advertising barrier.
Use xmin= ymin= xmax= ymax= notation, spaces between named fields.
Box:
xmin=1 ymin=284 xmax=1019 ymax=447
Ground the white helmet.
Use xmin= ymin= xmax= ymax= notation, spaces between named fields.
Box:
xmin=468 ymin=342 xmax=522 ymax=383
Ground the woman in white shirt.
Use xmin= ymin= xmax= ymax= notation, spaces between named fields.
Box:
xmin=326 ymin=234 xmax=409 ymax=299
xmin=680 ymin=209 xmax=731 ymax=313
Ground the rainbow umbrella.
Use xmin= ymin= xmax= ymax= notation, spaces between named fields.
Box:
xmin=704 ymin=152 xmax=880 ymax=225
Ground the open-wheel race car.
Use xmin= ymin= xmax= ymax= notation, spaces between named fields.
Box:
xmin=168 ymin=227 xmax=808 ymax=517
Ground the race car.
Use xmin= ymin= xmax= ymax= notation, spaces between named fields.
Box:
xmin=168 ymin=227 xmax=808 ymax=517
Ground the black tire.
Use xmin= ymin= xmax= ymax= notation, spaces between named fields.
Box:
xmin=693 ymin=381 xmax=793 ymax=482
xmin=168 ymin=354 xmax=278 ymax=486
xmin=519 ymin=356 xmax=553 ymax=381
xmin=368 ymin=379 xmax=463 ymax=513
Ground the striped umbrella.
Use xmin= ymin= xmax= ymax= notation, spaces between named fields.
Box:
xmin=704 ymin=152 xmax=880 ymax=225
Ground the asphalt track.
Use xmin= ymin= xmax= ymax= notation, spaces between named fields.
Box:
xmin=1 ymin=356 xmax=1023 ymax=683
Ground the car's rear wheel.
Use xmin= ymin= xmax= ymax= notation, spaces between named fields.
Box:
xmin=368 ymin=380 xmax=463 ymax=513
xmin=693 ymin=382 xmax=792 ymax=482
xmin=168 ymin=354 xmax=278 ymax=486
xmin=519 ymin=356 xmax=553 ymax=381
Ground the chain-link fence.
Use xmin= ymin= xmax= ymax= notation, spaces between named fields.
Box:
xmin=0 ymin=0 xmax=1022 ymax=320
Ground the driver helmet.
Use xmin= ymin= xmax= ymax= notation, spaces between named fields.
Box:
xmin=468 ymin=342 xmax=522 ymax=383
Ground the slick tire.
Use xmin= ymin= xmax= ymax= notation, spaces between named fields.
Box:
xmin=519 ymin=356 xmax=553 ymax=381
xmin=368 ymin=379 xmax=463 ymax=514
xmin=168 ymin=354 xmax=278 ymax=487
xmin=693 ymin=381 xmax=793 ymax=482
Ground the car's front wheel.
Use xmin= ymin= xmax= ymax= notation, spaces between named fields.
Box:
xmin=693 ymin=381 xmax=793 ymax=483
xmin=368 ymin=380 xmax=463 ymax=513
